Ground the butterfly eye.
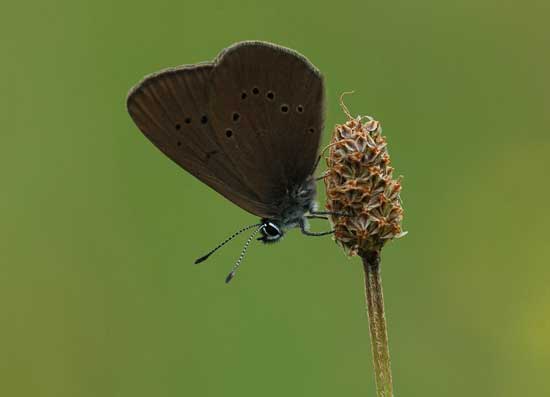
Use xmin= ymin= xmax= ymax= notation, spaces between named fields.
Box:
xmin=241 ymin=92 xmax=247 ymax=100
xmin=280 ymin=104 xmax=289 ymax=113
xmin=184 ymin=117 xmax=192 ymax=124
xmin=266 ymin=91 xmax=275 ymax=101
xmin=201 ymin=115 xmax=208 ymax=124
xmin=264 ymin=223 xmax=280 ymax=237
xmin=232 ymin=112 xmax=240 ymax=122
xmin=252 ymin=87 xmax=260 ymax=95
xmin=296 ymin=105 xmax=304 ymax=113
xmin=225 ymin=129 xmax=233 ymax=137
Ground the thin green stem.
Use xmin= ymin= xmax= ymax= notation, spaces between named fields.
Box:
xmin=361 ymin=250 xmax=394 ymax=397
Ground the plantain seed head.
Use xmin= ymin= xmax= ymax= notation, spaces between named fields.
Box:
xmin=324 ymin=112 xmax=407 ymax=256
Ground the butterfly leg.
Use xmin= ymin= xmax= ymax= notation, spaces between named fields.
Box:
xmin=299 ymin=218 xmax=334 ymax=237
xmin=310 ymin=154 xmax=323 ymax=176
xmin=310 ymin=210 xmax=350 ymax=217
xmin=306 ymin=215 xmax=328 ymax=220
xmin=315 ymin=171 xmax=329 ymax=181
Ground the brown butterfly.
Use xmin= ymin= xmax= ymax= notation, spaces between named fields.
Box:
xmin=126 ymin=41 xmax=337 ymax=282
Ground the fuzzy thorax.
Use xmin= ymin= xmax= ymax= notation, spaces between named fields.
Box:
xmin=276 ymin=175 xmax=317 ymax=229
xmin=324 ymin=116 xmax=406 ymax=256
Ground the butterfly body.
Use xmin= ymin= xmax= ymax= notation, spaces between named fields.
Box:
xmin=257 ymin=174 xmax=318 ymax=242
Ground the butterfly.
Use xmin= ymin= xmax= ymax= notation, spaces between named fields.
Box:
xmin=126 ymin=41 xmax=337 ymax=282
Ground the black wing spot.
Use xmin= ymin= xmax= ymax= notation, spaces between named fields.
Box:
xmin=175 ymin=123 xmax=181 ymax=130
xmin=308 ymin=127 xmax=315 ymax=134
xmin=281 ymin=104 xmax=289 ymax=113
xmin=296 ymin=105 xmax=304 ymax=113
xmin=226 ymin=129 xmax=233 ymax=137
xmin=184 ymin=117 xmax=192 ymax=124
xmin=252 ymin=87 xmax=260 ymax=95
xmin=177 ymin=141 xmax=182 ymax=146
xmin=206 ymin=150 xmax=219 ymax=160
xmin=200 ymin=115 xmax=208 ymax=124
xmin=232 ymin=112 xmax=240 ymax=122
xmin=266 ymin=91 xmax=275 ymax=101
xmin=241 ymin=92 xmax=247 ymax=100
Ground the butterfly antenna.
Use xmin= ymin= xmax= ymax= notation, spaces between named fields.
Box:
xmin=225 ymin=225 xmax=265 ymax=283
xmin=194 ymin=223 xmax=262 ymax=264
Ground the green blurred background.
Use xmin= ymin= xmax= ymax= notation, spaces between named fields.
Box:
xmin=4 ymin=0 xmax=550 ymax=396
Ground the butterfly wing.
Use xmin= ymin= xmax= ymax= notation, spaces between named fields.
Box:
xmin=126 ymin=41 xmax=325 ymax=218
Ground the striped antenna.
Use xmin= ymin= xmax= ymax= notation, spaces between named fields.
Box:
xmin=225 ymin=225 xmax=265 ymax=283
xmin=194 ymin=223 xmax=262 ymax=264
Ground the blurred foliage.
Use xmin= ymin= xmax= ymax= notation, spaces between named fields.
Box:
xmin=4 ymin=0 xmax=550 ymax=396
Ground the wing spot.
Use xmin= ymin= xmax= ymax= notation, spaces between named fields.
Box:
xmin=241 ymin=92 xmax=248 ymax=100
xmin=201 ymin=115 xmax=208 ymax=124
xmin=266 ymin=91 xmax=275 ymax=101
xmin=226 ymin=129 xmax=233 ymax=138
xmin=177 ymin=141 xmax=182 ymax=146
xmin=175 ymin=123 xmax=181 ymax=130
xmin=308 ymin=127 xmax=315 ymax=134
xmin=296 ymin=105 xmax=304 ymax=113
xmin=252 ymin=87 xmax=260 ymax=95
xmin=206 ymin=150 xmax=219 ymax=160
xmin=184 ymin=117 xmax=192 ymax=124
xmin=281 ymin=104 xmax=289 ymax=113
xmin=232 ymin=112 xmax=240 ymax=122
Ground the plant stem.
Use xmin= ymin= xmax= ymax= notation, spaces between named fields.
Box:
xmin=361 ymin=250 xmax=394 ymax=397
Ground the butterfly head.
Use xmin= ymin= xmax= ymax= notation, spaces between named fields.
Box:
xmin=258 ymin=219 xmax=284 ymax=244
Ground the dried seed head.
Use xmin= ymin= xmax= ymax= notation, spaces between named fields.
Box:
xmin=324 ymin=113 xmax=407 ymax=256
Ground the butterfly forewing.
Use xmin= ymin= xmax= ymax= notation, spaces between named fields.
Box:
xmin=126 ymin=41 xmax=325 ymax=218
xmin=211 ymin=42 xmax=325 ymax=202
